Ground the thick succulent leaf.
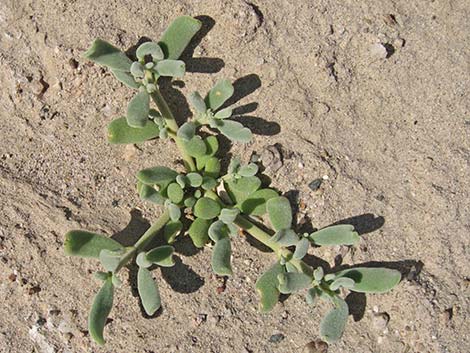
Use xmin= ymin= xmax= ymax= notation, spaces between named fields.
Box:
xmin=137 ymin=166 xmax=178 ymax=188
xmin=309 ymin=225 xmax=359 ymax=246
xmin=227 ymin=156 xmax=241 ymax=174
xmin=83 ymin=38 xmax=132 ymax=72
xmin=137 ymin=267 xmax=161 ymax=316
xmin=277 ymin=272 xmax=312 ymax=294
xmin=194 ymin=197 xmax=221 ymax=220
xmin=208 ymin=220 xmax=230 ymax=242
xmin=138 ymin=182 xmax=166 ymax=204
xmin=204 ymin=157 xmax=221 ymax=178
xmin=136 ymin=42 xmax=164 ymax=61
xmin=145 ymin=245 xmax=175 ymax=267
xmin=167 ymin=203 xmax=181 ymax=222
xmin=255 ymin=262 xmax=285 ymax=313
xmin=313 ymin=267 xmax=324 ymax=281
xmin=330 ymin=277 xmax=355 ymax=291
xmin=214 ymin=106 xmax=233 ymax=119
xmin=183 ymin=136 xmax=207 ymax=157
xmin=219 ymin=208 xmax=240 ymax=224
xmin=320 ymin=297 xmax=349 ymax=343
xmin=188 ymin=218 xmax=211 ymax=248
xmin=225 ymin=176 xmax=261 ymax=204
xmin=167 ymin=182 xmax=184 ymax=204
xmin=99 ymin=249 xmax=126 ymax=272
xmin=333 ymin=267 xmax=401 ymax=293
xmin=285 ymin=262 xmax=299 ymax=273
xmin=217 ymin=119 xmax=252 ymax=143
xmin=155 ymin=59 xmax=185 ymax=77
xmin=127 ymin=90 xmax=150 ymax=128
xmin=196 ymin=136 xmax=219 ymax=170
xmin=186 ymin=172 xmax=203 ymax=187
xmin=211 ymin=237 xmax=232 ymax=276
xmin=163 ymin=220 xmax=183 ymax=244
xmin=306 ymin=287 xmax=320 ymax=306
xmin=293 ymin=238 xmax=309 ymax=259
xmin=271 ymin=229 xmax=299 ymax=246
xmin=177 ymin=122 xmax=196 ymax=141
xmin=239 ymin=188 xmax=278 ymax=216
xmin=238 ymin=163 xmax=259 ymax=177
xmin=158 ymin=16 xmax=202 ymax=60
xmin=111 ymin=69 xmax=139 ymax=89
xmin=200 ymin=176 xmax=216 ymax=190
xmin=205 ymin=79 xmax=234 ymax=110
xmin=266 ymin=196 xmax=292 ymax=231
xmin=189 ymin=91 xmax=207 ymax=113
xmin=88 ymin=277 xmax=114 ymax=345
xmin=64 ymin=231 xmax=123 ymax=258
xmin=108 ymin=117 xmax=159 ymax=144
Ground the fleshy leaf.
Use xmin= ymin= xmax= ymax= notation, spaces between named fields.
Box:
xmin=313 ymin=267 xmax=324 ymax=281
xmin=306 ymin=287 xmax=320 ymax=306
xmin=309 ymin=225 xmax=359 ymax=246
xmin=214 ymin=107 xmax=233 ymax=119
xmin=219 ymin=208 xmax=240 ymax=224
xmin=127 ymin=90 xmax=150 ymax=128
xmin=201 ymin=176 xmax=217 ymax=190
xmin=108 ymin=117 xmax=160 ymax=144
xmin=330 ymin=277 xmax=355 ymax=291
xmin=211 ymin=237 xmax=232 ymax=276
xmin=158 ymin=16 xmax=202 ymax=60
xmin=111 ymin=69 xmax=139 ymax=89
xmin=136 ymin=42 xmax=164 ymax=61
xmin=239 ymin=188 xmax=278 ymax=216
xmin=137 ymin=182 xmax=166 ymax=204
xmin=217 ymin=119 xmax=252 ymax=143
xmin=137 ymin=267 xmax=161 ymax=316
xmin=65 ymin=231 xmax=123 ymax=258
xmin=320 ymin=297 xmax=349 ymax=343
xmin=271 ymin=229 xmax=299 ymax=246
xmin=83 ymin=38 xmax=132 ymax=72
xmin=333 ymin=267 xmax=401 ymax=293
xmin=208 ymin=220 xmax=230 ymax=242
xmin=137 ymin=166 xmax=178 ymax=188
xmin=189 ymin=91 xmax=207 ymax=113
xmin=255 ymin=262 xmax=285 ymax=313
xmin=293 ymin=238 xmax=309 ymax=259
xmin=188 ymin=218 xmax=211 ymax=248
xmin=167 ymin=183 xmax=184 ymax=204
xmin=167 ymin=203 xmax=181 ymax=221
xmin=145 ymin=245 xmax=174 ymax=267
xmin=196 ymin=136 xmax=219 ymax=170
xmin=225 ymin=176 xmax=261 ymax=204
xmin=238 ymin=163 xmax=258 ymax=177
xmin=88 ymin=277 xmax=114 ymax=345
xmin=285 ymin=262 xmax=299 ymax=273
xmin=99 ymin=249 xmax=126 ymax=272
xmin=194 ymin=197 xmax=221 ymax=220
xmin=177 ymin=122 xmax=196 ymax=141
xmin=186 ymin=172 xmax=203 ymax=187
xmin=277 ymin=272 xmax=312 ymax=294
xmin=163 ymin=220 xmax=183 ymax=244
xmin=204 ymin=157 xmax=221 ymax=178
xmin=266 ymin=196 xmax=292 ymax=231
xmin=183 ymin=136 xmax=207 ymax=157
xmin=155 ymin=59 xmax=185 ymax=77
xmin=205 ymin=79 xmax=234 ymax=110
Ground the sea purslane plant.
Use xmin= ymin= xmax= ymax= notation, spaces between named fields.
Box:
xmin=64 ymin=16 xmax=401 ymax=345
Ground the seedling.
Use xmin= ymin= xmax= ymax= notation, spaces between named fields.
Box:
xmin=64 ymin=16 xmax=401 ymax=346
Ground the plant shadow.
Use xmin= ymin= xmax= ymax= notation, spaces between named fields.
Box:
xmin=111 ymin=209 xmax=150 ymax=247
xmin=160 ymin=257 xmax=205 ymax=293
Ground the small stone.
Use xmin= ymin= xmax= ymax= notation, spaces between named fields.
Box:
xmin=268 ymin=333 xmax=285 ymax=343
xmin=302 ymin=340 xmax=328 ymax=353
xmin=28 ymin=285 xmax=41 ymax=295
xmin=308 ymin=178 xmax=323 ymax=191
xmin=194 ymin=313 xmax=207 ymax=326
xmin=372 ymin=312 xmax=390 ymax=331
xmin=393 ymin=37 xmax=405 ymax=48
xmin=369 ymin=43 xmax=388 ymax=59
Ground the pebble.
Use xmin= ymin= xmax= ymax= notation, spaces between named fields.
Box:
xmin=369 ymin=43 xmax=388 ymax=59
xmin=393 ymin=37 xmax=405 ymax=48
xmin=308 ymin=178 xmax=323 ymax=191
xmin=260 ymin=145 xmax=283 ymax=172
xmin=268 ymin=333 xmax=285 ymax=343
xmin=302 ymin=340 xmax=328 ymax=353
xmin=372 ymin=312 xmax=390 ymax=331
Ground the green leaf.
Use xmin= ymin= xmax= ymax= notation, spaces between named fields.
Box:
xmin=205 ymin=79 xmax=234 ymax=110
xmin=164 ymin=220 xmax=183 ymax=244
xmin=255 ymin=262 xmax=285 ymax=313
xmin=183 ymin=136 xmax=207 ymax=157
xmin=271 ymin=229 xmax=299 ymax=246
xmin=177 ymin=122 xmax=196 ymax=141
xmin=330 ymin=277 xmax=355 ymax=291
xmin=158 ymin=16 xmax=202 ymax=60
xmin=201 ymin=176 xmax=217 ymax=190
xmin=155 ymin=59 xmax=185 ymax=78
xmin=184 ymin=196 xmax=197 ymax=208
xmin=111 ymin=69 xmax=139 ymax=89
xmin=167 ymin=183 xmax=184 ymax=204
xmin=137 ymin=166 xmax=178 ymax=188
xmin=130 ymin=62 xmax=145 ymax=78
xmin=239 ymin=188 xmax=278 ymax=216
xmin=208 ymin=220 xmax=230 ymax=242
xmin=293 ymin=238 xmax=309 ymax=259
xmin=305 ymin=287 xmax=320 ymax=306
xmin=285 ymin=262 xmax=299 ymax=273
xmin=266 ymin=196 xmax=292 ymax=231
xmin=189 ymin=91 xmax=207 ymax=113
xmin=204 ymin=157 xmax=221 ymax=178
xmin=211 ymin=236 xmax=232 ymax=276
xmin=88 ymin=277 xmax=114 ymax=345
xmin=107 ymin=117 xmax=159 ymax=144
xmin=83 ymin=38 xmax=132 ymax=72
xmin=227 ymin=156 xmax=241 ymax=174
xmin=136 ymin=42 xmax=164 ymax=61
xmin=238 ymin=163 xmax=258 ymax=177
xmin=99 ymin=248 xmax=126 ymax=272
xmin=219 ymin=208 xmax=240 ymax=224
xmin=196 ymin=136 xmax=219 ymax=170
xmin=333 ymin=267 xmax=401 ymax=293
xmin=127 ymin=90 xmax=150 ymax=128
xmin=194 ymin=197 xmax=221 ymax=220
xmin=214 ymin=107 xmax=233 ymax=119
xmin=188 ymin=218 xmax=211 ymax=248
xmin=320 ymin=297 xmax=349 ymax=343
xmin=167 ymin=203 xmax=181 ymax=221
xmin=137 ymin=182 xmax=166 ymax=204
xmin=145 ymin=245 xmax=175 ymax=267
xmin=64 ymin=231 xmax=123 ymax=258
xmin=313 ymin=267 xmax=324 ymax=281
xmin=277 ymin=272 xmax=312 ymax=294
xmin=225 ymin=176 xmax=261 ymax=204
xmin=137 ymin=267 xmax=161 ymax=316
xmin=186 ymin=172 xmax=203 ymax=187
xmin=309 ymin=225 xmax=359 ymax=246
xmin=217 ymin=119 xmax=252 ymax=143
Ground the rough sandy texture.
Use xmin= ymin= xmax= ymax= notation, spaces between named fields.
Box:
xmin=0 ymin=0 xmax=469 ymax=352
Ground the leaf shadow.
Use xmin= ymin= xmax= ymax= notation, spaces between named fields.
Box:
xmin=160 ymin=257 xmax=205 ymax=293
xmin=111 ymin=209 xmax=150 ymax=247
xmin=330 ymin=213 xmax=385 ymax=235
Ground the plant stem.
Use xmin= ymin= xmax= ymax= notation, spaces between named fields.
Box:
xmin=150 ymin=89 xmax=196 ymax=171
xmin=234 ymin=215 xmax=281 ymax=253
xmin=134 ymin=209 xmax=170 ymax=250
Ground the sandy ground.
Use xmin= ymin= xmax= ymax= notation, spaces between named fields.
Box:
xmin=0 ymin=0 xmax=469 ymax=352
